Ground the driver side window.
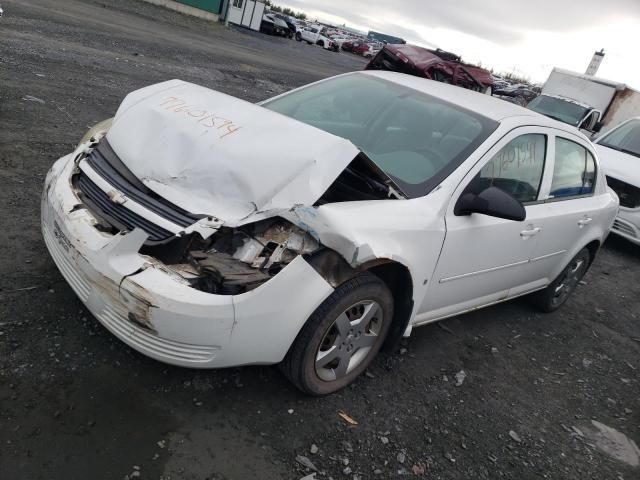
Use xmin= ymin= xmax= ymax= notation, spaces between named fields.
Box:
xmin=466 ymin=134 xmax=547 ymax=204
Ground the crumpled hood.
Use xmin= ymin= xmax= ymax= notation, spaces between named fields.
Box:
xmin=594 ymin=144 xmax=640 ymax=187
xmin=106 ymin=80 xmax=360 ymax=226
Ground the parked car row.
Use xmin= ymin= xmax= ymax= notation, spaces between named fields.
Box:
xmin=258 ymin=14 xmax=386 ymax=57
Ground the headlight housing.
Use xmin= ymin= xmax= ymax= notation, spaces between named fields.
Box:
xmin=78 ymin=118 xmax=114 ymax=146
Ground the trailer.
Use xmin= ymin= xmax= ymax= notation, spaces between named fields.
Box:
xmin=527 ymin=68 xmax=640 ymax=136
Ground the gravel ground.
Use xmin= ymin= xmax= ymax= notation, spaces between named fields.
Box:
xmin=1 ymin=1 xmax=639 ymax=479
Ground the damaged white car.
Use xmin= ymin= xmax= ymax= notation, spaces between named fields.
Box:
xmin=593 ymin=117 xmax=640 ymax=245
xmin=42 ymin=72 xmax=618 ymax=394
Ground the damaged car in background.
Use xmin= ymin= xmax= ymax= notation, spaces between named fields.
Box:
xmin=593 ymin=117 xmax=640 ymax=244
xmin=42 ymin=72 xmax=618 ymax=395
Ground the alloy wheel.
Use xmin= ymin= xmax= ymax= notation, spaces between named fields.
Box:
xmin=551 ymin=255 xmax=587 ymax=306
xmin=315 ymin=300 xmax=383 ymax=381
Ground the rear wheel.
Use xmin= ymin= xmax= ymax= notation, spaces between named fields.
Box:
xmin=280 ymin=273 xmax=393 ymax=395
xmin=531 ymin=248 xmax=591 ymax=312
xmin=295 ymin=32 xmax=302 ymax=41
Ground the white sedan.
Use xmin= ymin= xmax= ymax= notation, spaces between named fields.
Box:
xmin=42 ymin=72 xmax=618 ymax=394
xmin=593 ymin=117 xmax=640 ymax=244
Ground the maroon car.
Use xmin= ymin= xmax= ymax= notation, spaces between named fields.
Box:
xmin=365 ymin=44 xmax=493 ymax=94
xmin=352 ymin=43 xmax=372 ymax=55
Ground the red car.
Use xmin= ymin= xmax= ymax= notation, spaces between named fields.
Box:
xmin=365 ymin=44 xmax=493 ymax=94
xmin=352 ymin=43 xmax=371 ymax=55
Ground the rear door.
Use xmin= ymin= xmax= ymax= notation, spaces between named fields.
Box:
xmin=525 ymin=134 xmax=603 ymax=286
xmin=419 ymin=128 xmax=550 ymax=321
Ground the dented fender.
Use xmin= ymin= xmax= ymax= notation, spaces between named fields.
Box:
xmin=282 ymin=188 xmax=452 ymax=327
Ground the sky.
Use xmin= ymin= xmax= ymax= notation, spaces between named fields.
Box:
xmin=278 ymin=0 xmax=640 ymax=88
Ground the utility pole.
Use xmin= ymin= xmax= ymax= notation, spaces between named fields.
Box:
xmin=585 ymin=49 xmax=605 ymax=76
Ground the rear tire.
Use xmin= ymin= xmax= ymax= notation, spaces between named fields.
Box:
xmin=530 ymin=248 xmax=591 ymax=312
xmin=280 ymin=273 xmax=393 ymax=396
xmin=295 ymin=32 xmax=302 ymax=41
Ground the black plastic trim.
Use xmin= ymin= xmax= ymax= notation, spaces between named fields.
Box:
xmin=86 ymin=140 xmax=201 ymax=228
xmin=76 ymin=173 xmax=174 ymax=244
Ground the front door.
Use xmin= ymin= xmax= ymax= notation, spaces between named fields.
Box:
xmin=419 ymin=129 xmax=550 ymax=322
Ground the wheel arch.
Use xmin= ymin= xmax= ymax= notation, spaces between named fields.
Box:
xmin=366 ymin=261 xmax=414 ymax=352
xmin=584 ymin=238 xmax=601 ymax=266
xmin=305 ymin=250 xmax=414 ymax=352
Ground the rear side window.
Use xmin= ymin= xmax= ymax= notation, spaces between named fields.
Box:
xmin=550 ymin=138 xmax=596 ymax=198
xmin=466 ymin=134 xmax=546 ymax=204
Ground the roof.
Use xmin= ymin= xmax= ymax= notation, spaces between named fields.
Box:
xmin=359 ymin=70 xmax=539 ymax=121
xmin=552 ymin=68 xmax=626 ymax=91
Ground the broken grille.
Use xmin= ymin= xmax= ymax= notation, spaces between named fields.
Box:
xmin=606 ymin=176 xmax=640 ymax=209
xmin=85 ymin=139 xmax=200 ymax=227
xmin=76 ymin=172 xmax=174 ymax=243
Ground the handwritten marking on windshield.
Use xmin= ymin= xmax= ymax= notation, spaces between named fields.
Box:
xmin=159 ymin=97 xmax=241 ymax=139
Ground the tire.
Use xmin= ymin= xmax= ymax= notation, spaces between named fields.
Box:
xmin=306 ymin=41 xmax=312 ymax=45
xmin=530 ymin=248 xmax=591 ymax=312
xmin=280 ymin=273 xmax=394 ymax=395
xmin=295 ymin=32 xmax=301 ymax=41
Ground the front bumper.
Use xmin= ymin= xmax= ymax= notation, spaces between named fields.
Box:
xmin=42 ymin=154 xmax=334 ymax=368
xmin=611 ymin=208 xmax=640 ymax=245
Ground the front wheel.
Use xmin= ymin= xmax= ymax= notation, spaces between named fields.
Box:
xmin=531 ymin=248 xmax=591 ymax=312
xmin=281 ymin=273 xmax=393 ymax=395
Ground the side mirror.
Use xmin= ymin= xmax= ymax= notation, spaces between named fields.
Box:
xmin=454 ymin=186 xmax=526 ymax=221
xmin=593 ymin=121 xmax=603 ymax=133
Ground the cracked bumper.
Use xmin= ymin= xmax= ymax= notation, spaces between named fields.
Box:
xmin=41 ymin=155 xmax=334 ymax=368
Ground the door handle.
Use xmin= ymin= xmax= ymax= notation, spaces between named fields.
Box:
xmin=578 ymin=217 xmax=593 ymax=227
xmin=520 ymin=227 xmax=541 ymax=238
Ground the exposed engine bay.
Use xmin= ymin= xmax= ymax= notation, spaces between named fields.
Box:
xmin=70 ymin=137 xmax=402 ymax=297
xmin=141 ymin=219 xmax=321 ymax=295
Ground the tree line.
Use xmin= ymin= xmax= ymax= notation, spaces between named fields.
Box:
xmin=263 ymin=0 xmax=307 ymax=20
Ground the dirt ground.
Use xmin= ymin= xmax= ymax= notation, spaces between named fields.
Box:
xmin=1 ymin=1 xmax=639 ymax=479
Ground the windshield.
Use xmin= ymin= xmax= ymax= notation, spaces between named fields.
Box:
xmin=262 ymin=74 xmax=497 ymax=197
xmin=598 ymin=119 xmax=640 ymax=158
xmin=527 ymin=95 xmax=589 ymax=126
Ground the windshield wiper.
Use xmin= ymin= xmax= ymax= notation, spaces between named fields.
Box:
xmin=356 ymin=152 xmax=407 ymax=199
